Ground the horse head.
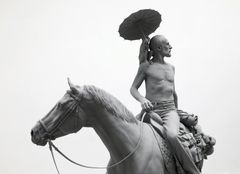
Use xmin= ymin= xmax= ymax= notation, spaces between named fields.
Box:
xmin=31 ymin=78 xmax=92 ymax=146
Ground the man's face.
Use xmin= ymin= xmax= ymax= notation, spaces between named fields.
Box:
xmin=160 ymin=38 xmax=172 ymax=57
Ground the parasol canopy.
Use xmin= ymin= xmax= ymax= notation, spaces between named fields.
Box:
xmin=118 ymin=9 xmax=161 ymax=40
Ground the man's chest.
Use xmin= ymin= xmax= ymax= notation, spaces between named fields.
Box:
xmin=146 ymin=65 xmax=174 ymax=82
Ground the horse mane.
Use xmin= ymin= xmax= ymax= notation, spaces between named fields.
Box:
xmin=83 ymin=85 xmax=137 ymax=124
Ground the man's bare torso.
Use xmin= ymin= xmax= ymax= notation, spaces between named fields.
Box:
xmin=144 ymin=62 xmax=175 ymax=102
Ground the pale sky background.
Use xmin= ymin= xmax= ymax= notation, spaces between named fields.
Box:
xmin=1 ymin=0 xmax=240 ymax=174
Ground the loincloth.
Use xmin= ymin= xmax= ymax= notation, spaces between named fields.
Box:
xmin=151 ymin=100 xmax=176 ymax=116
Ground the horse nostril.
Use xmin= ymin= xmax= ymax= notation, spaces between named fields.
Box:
xmin=31 ymin=130 xmax=34 ymax=137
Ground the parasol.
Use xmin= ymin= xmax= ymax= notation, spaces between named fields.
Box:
xmin=118 ymin=9 xmax=161 ymax=40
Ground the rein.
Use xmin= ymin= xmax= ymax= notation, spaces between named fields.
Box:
xmin=47 ymin=112 xmax=146 ymax=174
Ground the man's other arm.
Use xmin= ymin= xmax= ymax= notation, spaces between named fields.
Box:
xmin=130 ymin=63 xmax=153 ymax=111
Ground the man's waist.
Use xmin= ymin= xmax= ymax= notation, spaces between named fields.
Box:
xmin=151 ymin=100 xmax=174 ymax=105
xmin=149 ymin=100 xmax=175 ymax=110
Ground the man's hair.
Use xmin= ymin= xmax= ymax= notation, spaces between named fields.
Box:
xmin=149 ymin=35 xmax=164 ymax=51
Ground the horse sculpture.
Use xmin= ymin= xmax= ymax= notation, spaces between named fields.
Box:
xmin=31 ymin=79 xmax=214 ymax=174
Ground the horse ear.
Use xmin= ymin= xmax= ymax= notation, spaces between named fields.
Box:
xmin=67 ymin=77 xmax=79 ymax=94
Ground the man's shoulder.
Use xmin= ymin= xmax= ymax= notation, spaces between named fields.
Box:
xmin=138 ymin=61 xmax=150 ymax=72
xmin=166 ymin=62 xmax=175 ymax=71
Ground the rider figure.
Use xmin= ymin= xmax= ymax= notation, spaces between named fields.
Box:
xmin=130 ymin=35 xmax=201 ymax=174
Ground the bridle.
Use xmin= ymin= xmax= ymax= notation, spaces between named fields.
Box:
xmin=40 ymin=91 xmax=146 ymax=174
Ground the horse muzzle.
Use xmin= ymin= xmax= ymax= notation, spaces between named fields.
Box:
xmin=31 ymin=122 xmax=49 ymax=146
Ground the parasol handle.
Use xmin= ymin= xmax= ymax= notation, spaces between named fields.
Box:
xmin=140 ymin=29 xmax=147 ymax=40
xmin=137 ymin=24 xmax=148 ymax=40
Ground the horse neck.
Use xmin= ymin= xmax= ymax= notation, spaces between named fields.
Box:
xmin=88 ymin=106 xmax=140 ymax=160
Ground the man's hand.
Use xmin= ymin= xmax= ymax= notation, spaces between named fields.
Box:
xmin=140 ymin=98 xmax=153 ymax=111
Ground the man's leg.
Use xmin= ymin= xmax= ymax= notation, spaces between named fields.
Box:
xmin=162 ymin=110 xmax=201 ymax=174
